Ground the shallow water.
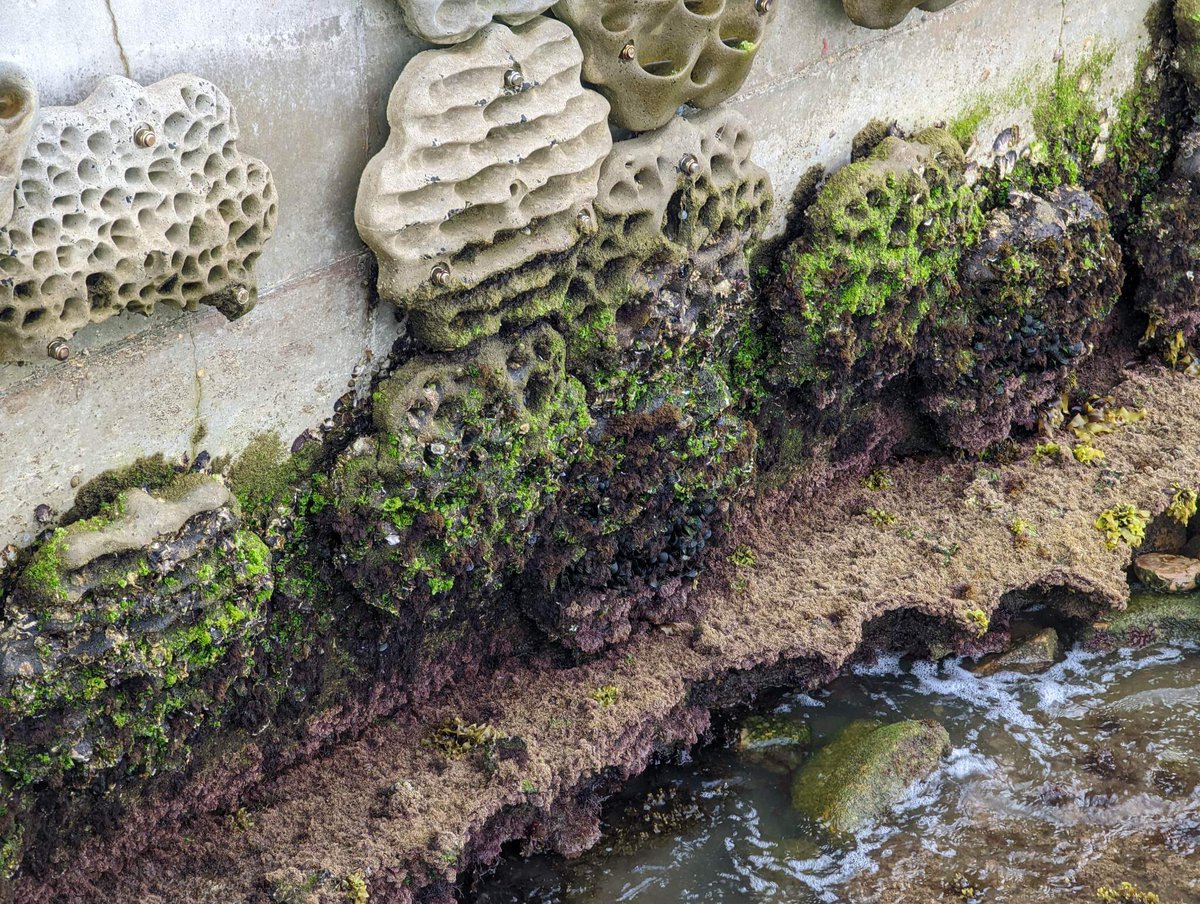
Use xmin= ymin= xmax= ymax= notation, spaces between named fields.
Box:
xmin=474 ymin=622 xmax=1200 ymax=903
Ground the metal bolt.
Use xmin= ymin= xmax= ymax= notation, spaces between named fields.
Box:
xmin=577 ymin=208 xmax=592 ymax=227
xmin=235 ymin=285 xmax=251 ymax=307
xmin=47 ymin=338 xmax=69 ymax=361
xmin=430 ymin=263 xmax=451 ymax=287
xmin=134 ymin=124 xmax=157 ymax=148
xmin=619 ymin=42 xmax=636 ymax=61
xmin=679 ymin=154 xmax=701 ymax=178
xmin=503 ymin=68 xmax=524 ymax=90
xmin=755 ymin=0 xmax=773 ymax=12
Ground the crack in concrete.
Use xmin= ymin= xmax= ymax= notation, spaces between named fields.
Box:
xmin=102 ymin=0 xmax=133 ymax=79
xmin=185 ymin=322 xmax=205 ymax=460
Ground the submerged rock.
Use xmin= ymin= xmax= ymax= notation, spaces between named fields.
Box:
xmin=972 ymin=627 xmax=1061 ymax=676
xmin=1091 ymin=591 xmax=1200 ymax=646
xmin=790 ymin=718 xmax=950 ymax=834
xmin=1133 ymin=553 xmax=1200 ymax=593
xmin=735 ymin=712 xmax=812 ymax=773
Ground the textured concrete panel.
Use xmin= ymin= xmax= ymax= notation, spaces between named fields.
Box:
xmin=552 ymin=0 xmax=779 ymax=132
xmin=356 ymin=17 xmax=611 ymax=339
xmin=0 ymin=74 xmax=277 ymax=362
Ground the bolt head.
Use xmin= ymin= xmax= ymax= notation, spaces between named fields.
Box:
xmin=430 ymin=264 xmax=452 ymax=288
xmin=619 ymin=42 xmax=636 ymax=61
xmin=134 ymin=125 xmax=157 ymax=148
xmin=679 ymin=154 xmax=701 ymax=177
xmin=577 ymin=208 xmax=592 ymax=227
xmin=503 ymin=68 xmax=524 ymax=90
xmin=755 ymin=0 xmax=773 ymax=13
xmin=47 ymin=338 xmax=70 ymax=361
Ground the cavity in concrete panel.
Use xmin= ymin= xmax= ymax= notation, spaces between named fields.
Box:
xmin=842 ymin=0 xmax=962 ymax=30
xmin=355 ymin=17 xmax=612 ymax=350
xmin=550 ymin=0 xmax=778 ymax=133
xmin=395 ymin=0 xmax=556 ymax=44
xmin=0 ymin=64 xmax=37 ymax=227
xmin=0 ymin=74 xmax=278 ymax=364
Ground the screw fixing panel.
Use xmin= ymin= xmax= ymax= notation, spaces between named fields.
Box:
xmin=551 ymin=0 xmax=778 ymax=132
xmin=0 ymin=74 xmax=278 ymax=363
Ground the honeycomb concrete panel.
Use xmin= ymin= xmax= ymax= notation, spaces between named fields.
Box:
xmin=0 ymin=74 xmax=278 ymax=363
xmin=376 ymin=321 xmax=568 ymax=458
xmin=395 ymin=0 xmax=555 ymax=44
xmin=0 ymin=64 xmax=37 ymax=227
xmin=842 ymin=0 xmax=962 ymax=30
xmin=594 ymin=107 xmax=772 ymax=254
xmin=356 ymin=17 xmax=612 ymax=347
xmin=551 ymin=0 xmax=778 ymax=132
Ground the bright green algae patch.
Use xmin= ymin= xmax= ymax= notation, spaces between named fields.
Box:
xmin=790 ymin=719 xmax=951 ymax=834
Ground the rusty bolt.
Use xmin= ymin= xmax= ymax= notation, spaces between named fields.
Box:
xmin=503 ymin=68 xmax=524 ymax=90
xmin=619 ymin=42 xmax=636 ymax=61
xmin=431 ymin=263 xmax=452 ymax=288
xmin=679 ymin=154 xmax=701 ymax=178
xmin=47 ymin=337 xmax=70 ymax=361
xmin=134 ymin=124 xmax=157 ymax=148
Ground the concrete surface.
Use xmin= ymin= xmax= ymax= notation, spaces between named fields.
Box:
xmin=0 ymin=0 xmax=1159 ymax=549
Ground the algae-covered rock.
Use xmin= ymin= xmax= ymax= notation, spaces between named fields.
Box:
xmin=790 ymin=719 xmax=950 ymax=834
xmin=0 ymin=474 xmax=271 ymax=872
xmin=769 ymin=128 xmax=982 ymax=413
xmin=972 ymin=627 xmax=1061 ymax=676
xmin=1090 ymin=591 xmax=1200 ymax=646
xmin=736 ymin=712 xmax=812 ymax=773
xmin=1133 ymin=553 xmax=1200 ymax=593
xmin=919 ymin=187 xmax=1121 ymax=453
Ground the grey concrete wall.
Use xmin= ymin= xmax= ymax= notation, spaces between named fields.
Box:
xmin=0 ymin=0 xmax=1158 ymax=549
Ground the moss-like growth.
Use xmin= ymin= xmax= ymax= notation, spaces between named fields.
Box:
xmin=227 ymin=431 xmax=320 ymax=527
xmin=771 ymin=128 xmax=983 ymax=403
xmin=64 ymin=453 xmax=177 ymax=524
xmin=1095 ymin=504 xmax=1151 ymax=550
xmin=790 ymin=719 xmax=950 ymax=834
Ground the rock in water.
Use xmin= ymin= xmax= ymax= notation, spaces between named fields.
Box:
xmin=972 ymin=627 xmax=1061 ymax=676
xmin=1090 ymin=591 xmax=1200 ymax=646
xmin=790 ymin=719 xmax=950 ymax=834
xmin=1133 ymin=553 xmax=1200 ymax=593
xmin=735 ymin=713 xmax=812 ymax=773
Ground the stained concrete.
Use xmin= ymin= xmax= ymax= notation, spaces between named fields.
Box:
xmin=0 ymin=0 xmax=1159 ymax=549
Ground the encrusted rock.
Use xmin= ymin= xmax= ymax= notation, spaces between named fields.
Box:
xmin=770 ymin=127 xmax=979 ymax=410
xmin=1133 ymin=128 xmax=1200 ymax=354
xmin=972 ymin=627 xmax=1060 ymax=676
xmin=791 ymin=718 xmax=950 ymax=833
xmin=1089 ymin=590 xmax=1200 ymax=647
xmin=329 ymin=323 xmax=589 ymax=613
xmin=0 ymin=63 xmax=37 ymax=226
xmin=394 ymin=0 xmax=554 ymax=44
xmin=1133 ymin=553 xmax=1200 ymax=593
xmin=920 ymin=186 xmax=1122 ymax=452
xmin=551 ymin=0 xmax=778 ymax=132
xmin=0 ymin=74 xmax=277 ymax=362
xmin=735 ymin=712 xmax=812 ymax=773
xmin=1177 ymin=0 xmax=1200 ymax=91
xmin=0 ymin=474 xmax=271 ymax=838
xmin=356 ymin=18 xmax=612 ymax=349
xmin=842 ymin=0 xmax=962 ymax=30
